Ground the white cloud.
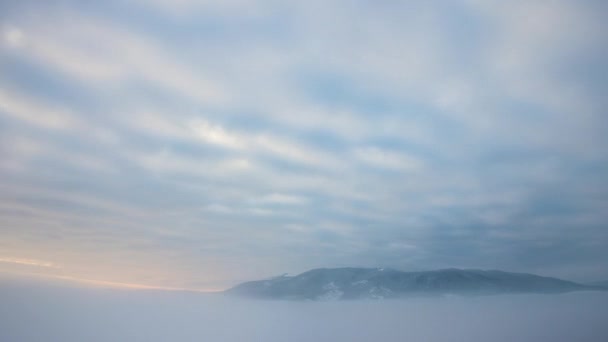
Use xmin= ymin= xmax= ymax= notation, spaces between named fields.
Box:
xmin=254 ymin=134 xmax=340 ymax=169
xmin=132 ymin=0 xmax=273 ymax=17
xmin=248 ymin=207 xmax=274 ymax=216
xmin=11 ymin=12 xmax=228 ymax=105
xmin=135 ymin=148 xmax=252 ymax=177
xmin=0 ymin=88 xmax=80 ymax=130
xmin=1 ymin=0 xmax=606 ymax=287
xmin=2 ymin=25 xmax=25 ymax=48
xmin=475 ymin=0 xmax=604 ymax=115
xmin=190 ymin=119 xmax=246 ymax=150
xmin=204 ymin=204 xmax=235 ymax=214
xmin=258 ymin=193 xmax=308 ymax=205
xmin=124 ymin=108 xmax=343 ymax=170
xmin=0 ymin=257 xmax=60 ymax=268
xmin=354 ymin=147 xmax=423 ymax=171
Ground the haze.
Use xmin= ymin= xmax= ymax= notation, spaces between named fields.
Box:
xmin=1 ymin=275 xmax=607 ymax=342
xmin=1 ymin=0 xmax=608 ymax=340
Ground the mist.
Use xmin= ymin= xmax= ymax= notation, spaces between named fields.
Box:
xmin=2 ymin=276 xmax=607 ymax=342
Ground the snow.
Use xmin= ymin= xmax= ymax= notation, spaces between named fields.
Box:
xmin=318 ymin=282 xmax=344 ymax=301
xmin=352 ymin=280 xmax=369 ymax=286
xmin=368 ymin=286 xmax=392 ymax=300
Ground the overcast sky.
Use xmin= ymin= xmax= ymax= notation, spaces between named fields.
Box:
xmin=1 ymin=0 xmax=607 ymax=290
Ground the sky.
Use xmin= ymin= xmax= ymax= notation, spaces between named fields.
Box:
xmin=0 ymin=0 xmax=607 ymax=291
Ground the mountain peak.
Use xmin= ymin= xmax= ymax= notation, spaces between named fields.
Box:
xmin=226 ymin=267 xmax=600 ymax=301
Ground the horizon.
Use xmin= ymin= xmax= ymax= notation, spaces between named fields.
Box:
xmin=2 ymin=264 xmax=605 ymax=294
xmin=1 ymin=0 xmax=608 ymax=290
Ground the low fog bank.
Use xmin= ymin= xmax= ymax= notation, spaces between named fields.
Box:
xmin=1 ymin=276 xmax=607 ymax=342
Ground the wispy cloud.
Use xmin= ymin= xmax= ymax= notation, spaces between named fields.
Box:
xmin=0 ymin=257 xmax=60 ymax=269
xmin=0 ymin=0 xmax=607 ymax=288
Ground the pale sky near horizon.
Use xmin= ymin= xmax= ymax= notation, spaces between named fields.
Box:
xmin=1 ymin=0 xmax=607 ymax=290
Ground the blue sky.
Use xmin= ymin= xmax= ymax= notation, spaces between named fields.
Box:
xmin=1 ymin=0 xmax=607 ymax=290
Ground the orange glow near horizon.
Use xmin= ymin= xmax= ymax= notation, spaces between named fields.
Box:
xmin=48 ymin=274 xmax=225 ymax=292
xmin=0 ymin=269 xmax=224 ymax=293
xmin=0 ymin=257 xmax=61 ymax=268
xmin=0 ymin=256 xmax=225 ymax=292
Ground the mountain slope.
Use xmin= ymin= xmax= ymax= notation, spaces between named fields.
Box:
xmin=587 ymin=280 xmax=608 ymax=289
xmin=226 ymin=268 xmax=598 ymax=300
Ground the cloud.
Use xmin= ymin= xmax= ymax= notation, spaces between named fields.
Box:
xmin=132 ymin=0 xmax=272 ymax=17
xmin=354 ymin=147 xmax=424 ymax=171
xmin=0 ymin=0 xmax=606 ymax=289
xmin=6 ymin=11 xmax=228 ymax=105
xmin=0 ymin=87 xmax=80 ymax=130
xmin=258 ymin=193 xmax=308 ymax=205
xmin=2 ymin=25 xmax=25 ymax=48
xmin=0 ymin=257 xmax=60 ymax=268
xmin=204 ymin=204 xmax=235 ymax=214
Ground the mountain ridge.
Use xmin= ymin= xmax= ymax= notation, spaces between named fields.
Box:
xmin=226 ymin=267 xmax=603 ymax=300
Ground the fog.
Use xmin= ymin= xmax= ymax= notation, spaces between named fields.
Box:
xmin=1 ymin=277 xmax=607 ymax=342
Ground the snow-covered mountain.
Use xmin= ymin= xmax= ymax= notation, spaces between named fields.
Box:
xmin=226 ymin=268 xmax=600 ymax=300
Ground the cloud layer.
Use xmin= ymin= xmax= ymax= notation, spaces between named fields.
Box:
xmin=1 ymin=0 xmax=607 ymax=289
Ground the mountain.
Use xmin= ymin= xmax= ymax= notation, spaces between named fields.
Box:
xmin=226 ymin=268 xmax=601 ymax=300
xmin=587 ymin=280 xmax=608 ymax=289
